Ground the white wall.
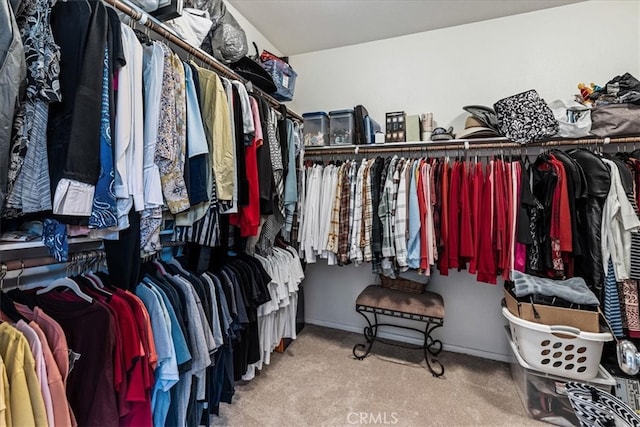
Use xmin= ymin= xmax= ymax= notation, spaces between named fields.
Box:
xmin=224 ymin=0 xmax=283 ymax=57
xmin=290 ymin=1 xmax=640 ymax=132
xmin=291 ymin=0 xmax=640 ymax=362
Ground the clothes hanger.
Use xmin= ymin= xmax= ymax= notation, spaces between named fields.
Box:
xmin=134 ymin=29 xmax=153 ymax=46
xmin=152 ymin=259 xmax=168 ymax=275
xmin=166 ymin=258 xmax=191 ymax=276
xmin=0 ymin=259 xmax=44 ymax=293
xmin=35 ymin=277 xmax=93 ymax=303
xmin=81 ymin=252 xmax=112 ymax=296
xmin=0 ymin=264 xmax=27 ymax=323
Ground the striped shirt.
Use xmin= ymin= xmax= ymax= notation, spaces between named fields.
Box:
xmin=350 ymin=160 xmax=367 ymax=265
xmin=346 ymin=161 xmax=358 ymax=261
xmin=605 ymin=258 xmax=624 ymax=337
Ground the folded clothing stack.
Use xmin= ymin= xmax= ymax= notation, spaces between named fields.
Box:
xmin=511 ymin=270 xmax=600 ymax=310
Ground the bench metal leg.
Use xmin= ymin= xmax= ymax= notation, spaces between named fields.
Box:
xmin=352 ymin=306 xmax=445 ymax=377
xmin=353 ymin=310 xmax=377 ymax=359
xmin=424 ymin=322 xmax=444 ymax=377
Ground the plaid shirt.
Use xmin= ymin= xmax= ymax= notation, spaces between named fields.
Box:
xmin=361 ymin=159 xmax=375 ymax=262
xmin=394 ymin=159 xmax=410 ymax=268
xmin=380 ymin=156 xmax=399 ymax=258
xmin=346 ymin=161 xmax=358 ymax=260
xmin=326 ymin=163 xmax=344 ymax=254
xmin=338 ymin=162 xmax=352 ymax=264
xmin=350 ymin=160 xmax=367 ymax=265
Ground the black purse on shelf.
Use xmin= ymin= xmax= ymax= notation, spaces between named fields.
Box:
xmin=493 ymin=89 xmax=558 ymax=144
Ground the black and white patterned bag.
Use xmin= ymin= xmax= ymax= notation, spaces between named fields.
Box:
xmin=493 ymin=89 xmax=559 ymax=144
xmin=565 ymin=382 xmax=640 ymax=427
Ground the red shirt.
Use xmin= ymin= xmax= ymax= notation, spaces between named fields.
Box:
xmin=477 ymin=162 xmax=497 ymax=284
xmin=82 ymin=288 xmax=131 ymax=417
xmin=116 ymin=290 xmax=154 ymax=427
xmin=439 ymin=162 xmax=450 ymax=276
xmin=549 ymin=156 xmax=573 ymax=253
xmin=459 ymin=162 xmax=474 ymax=267
xmin=494 ymin=160 xmax=506 ymax=275
xmin=469 ymin=162 xmax=483 ymax=275
xmin=448 ymin=161 xmax=461 ymax=270
xmin=230 ymin=136 xmax=261 ymax=237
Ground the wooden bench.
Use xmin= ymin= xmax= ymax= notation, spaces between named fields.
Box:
xmin=352 ymin=285 xmax=445 ymax=377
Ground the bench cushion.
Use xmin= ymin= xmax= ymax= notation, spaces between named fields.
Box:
xmin=356 ymin=285 xmax=445 ymax=319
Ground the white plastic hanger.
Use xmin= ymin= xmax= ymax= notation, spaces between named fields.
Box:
xmin=34 ymin=277 xmax=93 ymax=303
xmin=85 ymin=271 xmax=105 ymax=288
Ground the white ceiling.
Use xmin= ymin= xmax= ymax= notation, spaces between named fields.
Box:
xmin=227 ymin=0 xmax=582 ymax=56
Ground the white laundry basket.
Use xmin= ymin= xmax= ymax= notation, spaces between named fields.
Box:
xmin=502 ymin=307 xmax=612 ymax=381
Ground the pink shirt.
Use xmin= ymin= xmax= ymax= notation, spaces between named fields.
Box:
xmin=15 ymin=305 xmax=69 ymax=384
xmin=28 ymin=321 xmax=73 ymax=427
xmin=14 ymin=320 xmax=54 ymax=427
xmin=15 ymin=304 xmax=77 ymax=427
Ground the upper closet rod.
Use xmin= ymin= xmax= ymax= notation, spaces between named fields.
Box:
xmin=105 ymin=0 xmax=303 ymax=122
xmin=0 ymin=250 xmax=106 ymax=273
xmin=303 ymin=135 xmax=640 ymax=156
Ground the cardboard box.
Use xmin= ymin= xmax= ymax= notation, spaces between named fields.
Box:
xmin=503 ymin=283 xmax=600 ymax=333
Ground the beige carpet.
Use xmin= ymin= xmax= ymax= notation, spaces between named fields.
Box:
xmin=212 ymin=325 xmax=545 ymax=427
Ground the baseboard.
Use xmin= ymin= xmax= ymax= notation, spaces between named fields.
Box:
xmin=305 ymin=318 xmax=512 ymax=363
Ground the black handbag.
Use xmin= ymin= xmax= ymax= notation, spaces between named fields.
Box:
xmin=493 ymin=89 xmax=558 ymax=144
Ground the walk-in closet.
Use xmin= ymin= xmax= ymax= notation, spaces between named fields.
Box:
xmin=1 ymin=0 xmax=640 ymax=426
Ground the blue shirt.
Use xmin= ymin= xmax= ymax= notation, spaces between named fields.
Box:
xmin=136 ymin=284 xmax=180 ymax=427
xmin=407 ymin=160 xmax=422 ymax=269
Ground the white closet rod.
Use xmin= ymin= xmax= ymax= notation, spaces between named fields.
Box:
xmin=303 ymin=135 xmax=640 ymax=156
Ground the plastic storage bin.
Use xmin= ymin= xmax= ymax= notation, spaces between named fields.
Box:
xmin=506 ymin=327 xmax=616 ymax=427
xmin=303 ymin=112 xmax=329 ymax=147
xmin=261 ymin=58 xmax=297 ymax=102
xmin=329 ymin=109 xmax=354 ymax=145
xmin=503 ymin=307 xmax=612 ymax=381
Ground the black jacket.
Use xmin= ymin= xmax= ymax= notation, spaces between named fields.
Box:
xmin=569 ymin=149 xmax=611 ymax=297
